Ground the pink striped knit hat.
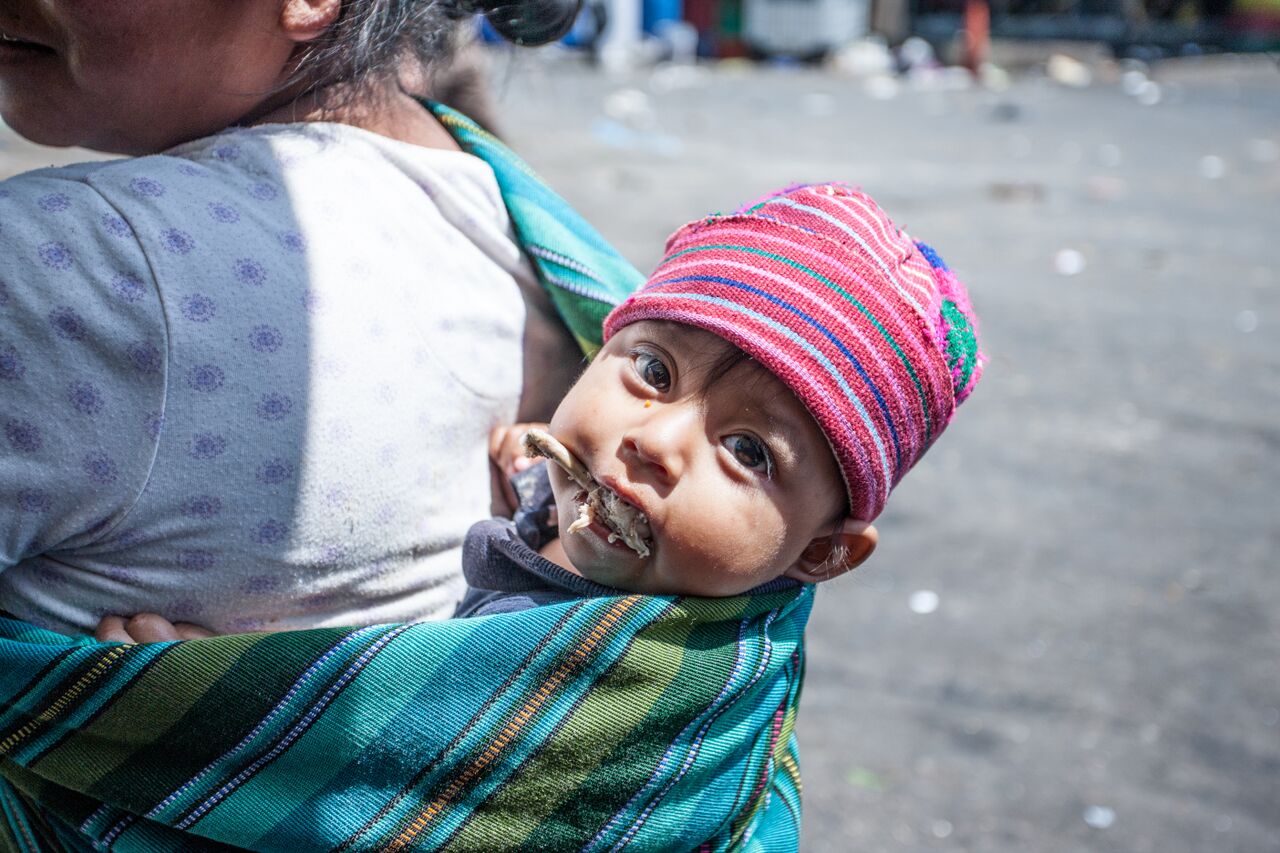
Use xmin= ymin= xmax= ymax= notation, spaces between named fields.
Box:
xmin=603 ymin=183 xmax=984 ymax=522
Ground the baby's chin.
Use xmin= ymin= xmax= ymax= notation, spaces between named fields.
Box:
xmin=554 ymin=522 xmax=665 ymax=595
xmin=558 ymin=538 xmax=772 ymax=598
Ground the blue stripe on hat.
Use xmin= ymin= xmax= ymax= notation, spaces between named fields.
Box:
xmin=914 ymin=241 xmax=949 ymax=271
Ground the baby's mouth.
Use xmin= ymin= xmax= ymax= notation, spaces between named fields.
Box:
xmin=570 ymin=487 xmax=653 ymax=557
xmin=523 ymin=428 xmax=653 ymax=559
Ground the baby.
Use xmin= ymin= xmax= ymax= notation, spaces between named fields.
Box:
xmin=95 ymin=182 xmax=982 ymax=639
xmin=460 ymin=182 xmax=984 ymax=617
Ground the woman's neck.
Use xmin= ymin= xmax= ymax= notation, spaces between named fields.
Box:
xmin=243 ymin=78 xmax=461 ymax=152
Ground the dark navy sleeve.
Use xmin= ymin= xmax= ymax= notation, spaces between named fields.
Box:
xmin=455 ymin=516 xmax=559 ymax=618
xmin=456 ymin=589 xmax=549 ymax=618
xmin=510 ymin=462 xmax=558 ymax=550
xmin=455 ymin=465 xmax=619 ymax=619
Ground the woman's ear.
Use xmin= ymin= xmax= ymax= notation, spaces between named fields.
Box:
xmin=280 ymin=0 xmax=342 ymax=43
xmin=784 ymin=519 xmax=878 ymax=584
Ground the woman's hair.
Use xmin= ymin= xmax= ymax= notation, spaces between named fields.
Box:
xmin=292 ymin=0 xmax=580 ymax=96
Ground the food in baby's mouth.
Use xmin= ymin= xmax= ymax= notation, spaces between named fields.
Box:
xmin=522 ymin=428 xmax=651 ymax=558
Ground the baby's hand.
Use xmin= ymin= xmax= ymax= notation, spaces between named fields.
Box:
xmin=489 ymin=422 xmax=548 ymax=516
xmin=95 ymin=613 xmax=214 ymax=644
xmin=490 ymin=422 xmax=547 ymax=478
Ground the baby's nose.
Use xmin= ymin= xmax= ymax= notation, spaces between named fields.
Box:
xmin=622 ymin=404 xmax=698 ymax=485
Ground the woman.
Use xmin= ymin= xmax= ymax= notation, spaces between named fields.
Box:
xmin=0 ymin=0 xmax=584 ymax=636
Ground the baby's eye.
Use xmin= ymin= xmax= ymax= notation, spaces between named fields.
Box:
xmin=725 ymin=434 xmax=773 ymax=475
xmin=634 ymin=351 xmax=672 ymax=392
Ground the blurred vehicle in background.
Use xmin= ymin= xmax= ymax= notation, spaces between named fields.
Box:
xmin=742 ymin=0 xmax=873 ymax=60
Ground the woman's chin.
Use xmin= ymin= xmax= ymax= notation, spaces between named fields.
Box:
xmin=0 ymin=97 xmax=108 ymax=152
xmin=0 ymin=97 xmax=73 ymax=148
xmin=0 ymin=91 xmax=198 ymax=155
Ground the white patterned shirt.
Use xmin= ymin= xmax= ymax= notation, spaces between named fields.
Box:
xmin=0 ymin=121 xmax=537 ymax=635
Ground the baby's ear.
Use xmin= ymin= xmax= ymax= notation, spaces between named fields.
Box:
xmin=784 ymin=519 xmax=878 ymax=584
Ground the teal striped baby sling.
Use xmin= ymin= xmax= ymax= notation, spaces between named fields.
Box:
xmin=0 ymin=104 xmax=810 ymax=853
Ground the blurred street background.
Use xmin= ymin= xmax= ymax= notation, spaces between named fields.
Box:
xmin=3 ymin=4 xmax=1278 ymax=851
xmin=482 ymin=46 xmax=1280 ymax=853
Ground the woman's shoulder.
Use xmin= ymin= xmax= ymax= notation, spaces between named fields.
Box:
xmin=0 ymin=164 xmax=170 ymax=567
xmin=0 ymin=163 xmax=159 ymax=299
xmin=0 ymin=147 xmax=259 ymax=264
xmin=193 ymin=122 xmax=513 ymax=223
xmin=1 ymin=159 xmax=142 ymax=241
xmin=0 ymin=159 xmax=168 ymax=352
xmin=0 ymin=123 xmax=529 ymax=343
xmin=0 ymin=118 xmax=502 ymax=210
xmin=0 ymin=133 xmax=323 ymax=291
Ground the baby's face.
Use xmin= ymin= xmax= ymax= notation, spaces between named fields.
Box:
xmin=547 ymin=321 xmax=846 ymax=597
xmin=0 ymin=1 xmax=291 ymax=153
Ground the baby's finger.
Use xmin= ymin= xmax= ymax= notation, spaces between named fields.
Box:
xmin=501 ymin=424 xmax=547 ymax=475
xmin=173 ymin=622 xmax=216 ymax=640
xmin=124 ymin=613 xmax=183 ymax=643
xmin=492 ymin=426 xmax=520 ymax=469
xmin=95 ymin=615 xmax=135 ymax=644
xmin=501 ymin=430 xmax=531 ymax=474
xmin=489 ymin=424 xmax=508 ymax=462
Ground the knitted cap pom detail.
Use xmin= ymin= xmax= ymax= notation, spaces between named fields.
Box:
xmin=916 ymin=242 xmax=985 ymax=409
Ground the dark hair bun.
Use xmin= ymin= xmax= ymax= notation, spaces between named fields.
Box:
xmin=478 ymin=0 xmax=582 ymax=46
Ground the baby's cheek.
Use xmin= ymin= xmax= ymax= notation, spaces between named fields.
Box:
xmin=729 ymin=501 xmax=791 ymax=560
xmin=663 ymin=503 xmax=789 ymax=590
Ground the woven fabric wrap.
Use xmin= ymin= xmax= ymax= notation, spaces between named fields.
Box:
xmin=0 ymin=593 xmax=808 ymax=853
xmin=0 ymin=105 xmax=807 ymax=853
xmin=603 ymin=183 xmax=984 ymax=522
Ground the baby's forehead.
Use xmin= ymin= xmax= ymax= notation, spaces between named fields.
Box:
xmin=703 ymin=359 xmax=808 ymax=432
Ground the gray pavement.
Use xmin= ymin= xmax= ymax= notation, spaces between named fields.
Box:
xmin=4 ymin=51 xmax=1277 ymax=853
